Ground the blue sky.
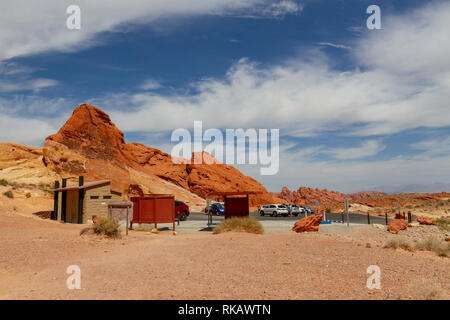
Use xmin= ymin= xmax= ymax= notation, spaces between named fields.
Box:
xmin=0 ymin=0 xmax=449 ymax=193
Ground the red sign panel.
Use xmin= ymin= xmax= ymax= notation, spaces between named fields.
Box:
xmin=224 ymin=195 xmax=249 ymax=219
xmin=130 ymin=195 xmax=175 ymax=230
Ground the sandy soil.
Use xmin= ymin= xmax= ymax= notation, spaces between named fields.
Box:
xmin=0 ymin=211 xmax=448 ymax=300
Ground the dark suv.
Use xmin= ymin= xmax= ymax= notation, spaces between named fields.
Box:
xmin=175 ymin=201 xmax=190 ymax=221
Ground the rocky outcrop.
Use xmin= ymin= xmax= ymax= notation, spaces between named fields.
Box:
xmin=417 ymin=216 xmax=436 ymax=225
xmin=274 ymin=186 xmax=386 ymax=206
xmin=292 ymin=215 xmax=323 ymax=233
xmin=387 ymin=219 xmax=408 ymax=234
xmin=42 ymin=104 xmax=280 ymax=207
xmin=0 ymin=143 xmax=60 ymax=185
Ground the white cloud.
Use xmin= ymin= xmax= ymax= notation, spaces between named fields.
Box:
xmin=0 ymin=62 xmax=35 ymax=75
xmin=0 ymin=0 xmax=280 ymax=60
xmin=284 ymin=140 xmax=385 ymax=161
xmin=325 ymin=140 xmax=385 ymax=160
xmin=411 ymin=136 xmax=450 ymax=156
xmin=0 ymin=114 xmax=57 ymax=146
xmin=238 ymin=148 xmax=450 ymax=193
xmin=140 ymin=79 xmax=162 ymax=91
xmin=0 ymin=62 xmax=58 ymax=93
xmin=317 ymin=42 xmax=350 ymax=49
xmin=262 ymin=1 xmax=302 ymax=17
xmin=102 ymin=2 xmax=450 ymax=138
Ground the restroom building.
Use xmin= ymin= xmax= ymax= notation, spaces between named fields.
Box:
xmin=52 ymin=176 xmax=122 ymax=224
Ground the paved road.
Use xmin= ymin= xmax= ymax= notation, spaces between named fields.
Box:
xmin=186 ymin=211 xmax=388 ymax=225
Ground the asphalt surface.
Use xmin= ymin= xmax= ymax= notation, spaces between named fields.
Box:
xmin=186 ymin=211 xmax=388 ymax=225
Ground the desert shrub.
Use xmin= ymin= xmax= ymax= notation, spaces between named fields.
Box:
xmin=213 ymin=216 xmax=264 ymax=235
xmin=416 ymin=236 xmax=441 ymax=251
xmin=382 ymin=237 xmax=415 ymax=251
xmin=325 ymin=207 xmax=332 ymax=214
xmin=436 ymin=218 xmax=450 ymax=231
xmin=0 ymin=179 xmax=8 ymax=186
xmin=408 ymin=278 xmax=445 ymax=300
xmin=79 ymin=227 xmax=94 ymax=236
xmin=3 ymin=190 xmax=14 ymax=199
xmin=415 ymin=236 xmax=449 ymax=257
xmin=25 ymin=192 xmax=31 ymax=198
xmin=92 ymin=216 xmax=121 ymax=238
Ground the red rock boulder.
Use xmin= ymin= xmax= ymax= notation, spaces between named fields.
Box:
xmin=417 ymin=216 xmax=436 ymax=225
xmin=292 ymin=215 xmax=323 ymax=233
xmin=387 ymin=219 xmax=408 ymax=234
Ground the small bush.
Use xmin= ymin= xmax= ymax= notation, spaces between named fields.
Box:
xmin=92 ymin=216 xmax=121 ymax=238
xmin=0 ymin=179 xmax=8 ymax=186
xmin=213 ymin=216 xmax=264 ymax=235
xmin=416 ymin=236 xmax=442 ymax=250
xmin=436 ymin=218 xmax=450 ymax=231
xmin=325 ymin=207 xmax=332 ymax=214
xmin=434 ymin=243 xmax=449 ymax=257
xmin=80 ymin=227 xmax=94 ymax=236
xmin=25 ymin=192 xmax=31 ymax=198
xmin=408 ymin=278 xmax=445 ymax=300
xmin=3 ymin=190 xmax=14 ymax=199
xmin=383 ymin=237 xmax=414 ymax=251
xmin=414 ymin=237 xmax=449 ymax=257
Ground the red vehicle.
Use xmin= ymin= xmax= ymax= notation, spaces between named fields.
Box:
xmin=175 ymin=200 xmax=190 ymax=221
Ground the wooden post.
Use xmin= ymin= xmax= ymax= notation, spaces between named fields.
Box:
xmin=408 ymin=211 xmax=412 ymax=223
xmin=52 ymin=180 xmax=59 ymax=220
xmin=367 ymin=212 xmax=371 ymax=224
xmin=385 ymin=212 xmax=388 ymax=225
xmin=77 ymin=176 xmax=84 ymax=224
xmin=126 ymin=206 xmax=129 ymax=236
xmin=345 ymin=199 xmax=349 ymax=227
xmin=61 ymin=178 xmax=67 ymax=223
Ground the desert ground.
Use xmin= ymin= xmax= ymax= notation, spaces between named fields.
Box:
xmin=0 ymin=189 xmax=448 ymax=300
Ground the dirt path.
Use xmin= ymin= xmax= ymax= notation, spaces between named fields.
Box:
xmin=0 ymin=213 xmax=448 ymax=300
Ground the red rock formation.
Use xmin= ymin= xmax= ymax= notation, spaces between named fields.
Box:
xmin=274 ymin=186 xmax=386 ymax=206
xmin=42 ymin=104 xmax=280 ymax=206
xmin=292 ymin=215 xmax=323 ymax=233
xmin=387 ymin=219 xmax=408 ymax=234
xmin=417 ymin=216 xmax=436 ymax=225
